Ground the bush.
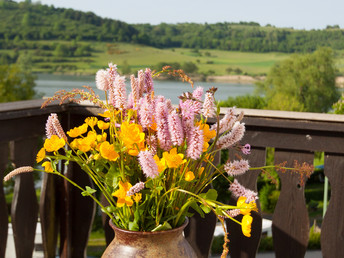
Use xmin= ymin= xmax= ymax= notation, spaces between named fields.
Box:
xmin=259 ymin=184 xmax=280 ymax=213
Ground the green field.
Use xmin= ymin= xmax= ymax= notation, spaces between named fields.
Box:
xmin=3 ymin=41 xmax=344 ymax=76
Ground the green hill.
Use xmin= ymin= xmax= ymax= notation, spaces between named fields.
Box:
xmin=0 ymin=0 xmax=344 ymax=76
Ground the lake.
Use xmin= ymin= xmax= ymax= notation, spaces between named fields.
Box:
xmin=35 ymin=74 xmax=255 ymax=104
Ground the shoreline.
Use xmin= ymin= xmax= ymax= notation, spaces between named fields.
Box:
xmin=37 ymin=72 xmax=344 ymax=88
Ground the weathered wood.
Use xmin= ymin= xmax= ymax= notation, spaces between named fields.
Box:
xmin=244 ymin=128 xmax=344 ymax=154
xmin=59 ymin=113 xmax=96 ymax=258
xmin=10 ymin=138 xmax=39 ymax=258
xmin=0 ymin=142 xmax=9 ymax=258
xmin=321 ymin=153 xmax=344 ymax=258
xmin=272 ymin=149 xmax=312 ymax=258
xmin=40 ymin=173 xmax=60 ymax=258
xmin=226 ymin=147 xmax=265 ymax=258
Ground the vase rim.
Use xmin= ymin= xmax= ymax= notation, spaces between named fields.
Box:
xmin=109 ymin=217 xmax=189 ymax=235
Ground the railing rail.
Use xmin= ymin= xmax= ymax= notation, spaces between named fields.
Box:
xmin=1 ymin=99 xmax=344 ymax=258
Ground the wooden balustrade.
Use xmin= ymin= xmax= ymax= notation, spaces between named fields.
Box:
xmin=1 ymin=99 xmax=344 ymax=258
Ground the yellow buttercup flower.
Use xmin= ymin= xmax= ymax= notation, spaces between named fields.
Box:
xmin=44 ymin=135 xmax=66 ymax=152
xmin=153 ymin=155 xmax=167 ymax=173
xmin=97 ymin=132 xmax=107 ymax=142
xmin=241 ymin=214 xmax=253 ymax=237
xmin=67 ymin=123 xmax=88 ymax=138
xmin=185 ymin=171 xmax=195 ymax=181
xmin=36 ymin=148 xmax=46 ymax=163
xmin=163 ymin=147 xmax=186 ymax=168
xmin=113 ymin=181 xmax=134 ymax=207
xmin=85 ymin=117 xmax=98 ymax=128
xmin=237 ymin=196 xmax=258 ymax=215
xmin=119 ymin=122 xmax=145 ymax=156
xmin=42 ymin=161 xmax=54 ymax=172
xmin=133 ymin=193 xmax=142 ymax=203
xmin=197 ymin=121 xmax=216 ymax=142
xmin=100 ymin=141 xmax=119 ymax=161
xmin=98 ymin=110 xmax=112 ymax=118
xmin=97 ymin=120 xmax=110 ymax=130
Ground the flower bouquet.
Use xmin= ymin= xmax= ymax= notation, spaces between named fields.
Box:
xmin=5 ymin=64 xmax=313 ymax=257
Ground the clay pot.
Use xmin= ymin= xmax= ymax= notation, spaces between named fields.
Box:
xmin=102 ymin=218 xmax=196 ymax=258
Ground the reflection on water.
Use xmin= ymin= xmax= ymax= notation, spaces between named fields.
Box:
xmin=35 ymin=74 xmax=255 ymax=104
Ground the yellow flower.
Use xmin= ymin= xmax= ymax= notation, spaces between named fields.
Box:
xmin=100 ymin=141 xmax=119 ymax=161
xmin=67 ymin=123 xmax=88 ymax=138
xmin=98 ymin=110 xmax=112 ymax=118
xmin=97 ymin=120 xmax=110 ymax=130
xmin=112 ymin=181 xmax=134 ymax=207
xmin=42 ymin=161 xmax=54 ymax=172
xmin=76 ymin=131 xmax=97 ymax=152
xmin=198 ymin=121 xmax=216 ymax=142
xmin=241 ymin=214 xmax=253 ymax=237
xmin=36 ymin=148 xmax=46 ymax=163
xmin=163 ymin=147 xmax=186 ymax=168
xmin=119 ymin=122 xmax=145 ymax=156
xmin=44 ymin=135 xmax=66 ymax=152
xmin=154 ymin=155 xmax=167 ymax=173
xmin=133 ymin=193 xmax=142 ymax=203
xmin=198 ymin=167 xmax=205 ymax=176
xmin=85 ymin=117 xmax=98 ymax=128
xmin=185 ymin=171 xmax=195 ymax=181
xmin=97 ymin=132 xmax=107 ymax=142
xmin=237 ymin=196 xmax=258 ymax=215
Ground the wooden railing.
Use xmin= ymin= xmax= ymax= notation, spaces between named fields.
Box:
xmin=1 ymin=99 xmax=344 ymax=258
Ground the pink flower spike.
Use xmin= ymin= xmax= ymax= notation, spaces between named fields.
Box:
xmin=241 ymin=144 xmax=251 ymax=155
xmin=224 ymin=159 xmax=250 ymax=176
xmin=46 ymin=113 xmax=67 ymax=141
xmin=229 ymin=179 xmax=258 ymax=203
xmin=131 ymin=75 xmax=140 ymax=108
xmin=202 ymin=91 xmax=216 ymax=118
xmin=186 ymin=125 xmax=204 ymax=160
xmin=138 ymin=150 xmax=159 ymax=178
xmin=127 ymin=182 xmax=145 ymax=196
xmin=216 ymin=122 xmax=245 ymax=150
xmin=145 ymin=68 xmax=154 ymax=93
xmin=156 ymin=101 xmax=171 ymax=151
xmin=95 ymin=69 xmax=110 ymax=91
xmin=113 ymin=75 xmax=127 ymax=110
xmin=168 ymin=110 xmax=184 ymax=146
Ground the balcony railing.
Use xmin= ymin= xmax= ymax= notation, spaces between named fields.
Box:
xmin=1 ymin=99 xmax=344 ymax=258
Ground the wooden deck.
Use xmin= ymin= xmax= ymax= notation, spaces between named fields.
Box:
xmin=1 ymin=99 xmax=344 ymax=258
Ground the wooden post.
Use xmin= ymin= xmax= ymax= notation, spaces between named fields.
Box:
xmin=0 ymin=142 xmax=9 ymax=258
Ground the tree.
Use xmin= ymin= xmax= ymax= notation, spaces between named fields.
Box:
xmin=0 ymin=64 xmax=37 ymax=102
xmin=256 ymin=47 xmax=340 ymax=112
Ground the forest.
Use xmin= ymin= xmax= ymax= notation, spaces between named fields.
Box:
xmin=1 ymin=0 xmax=344 ymax=53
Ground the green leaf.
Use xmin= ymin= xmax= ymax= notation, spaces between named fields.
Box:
xmin=151 ymin=221 xmax=172 ymax=232
xmin=200 ymin=204 xmax=212 ymax=214
xmin=129 ymin=221 xmax=139 ymax=231
xmin=199 ymin=188 xmax=218 ymax=201
xmin=105 ymin=165 xmax=120 ymax=189
xmin=81 ymin=186 xmax=96 ymax=196
xmin=190 ymin=200 xmax=205 ymax=218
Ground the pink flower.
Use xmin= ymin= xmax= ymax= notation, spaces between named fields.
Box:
xmin=225 ymin=209 xmax=241 ymax=218
xmin=139 ymin=95 xmax=154 ymax=129
xmin=192 ymin=86 xmax=204 ymax=114
xmin=168 ymin=110 xmax=184 ymax=146
xmin=186 ymin=125 xmax=204 ymax=160
xmin=138 ymin=150 xmax=159 ymax=178
xmin=229 ymin=179 xmax=258 ymax=203
xmin=224 ymin=159 xmax=250 ymax=176
xmin=127 ymin=182 xmax=145 ymax=196
xmin=95 ymin=69 xmax=110 ymax=91
xmin=241 ymin=144 xmax=251 ymax=155
xmin=145 ymin=68 xmax=154 ymax=93
xmin=146 ymin=134 xmax=158 ymax=155
xmin=156 ymin=101 xmax=171 ymax=151
xmin=130 ymin=75 xmax=140 ymax=109
xmin=112 ymin=75 xmax=127 ymax=110
xmin=138 ymin=70 xmax=145 ymax=96
xmin=216 ymin=122 xmax=245 ymax=150
xmin=211 ymin=107 xmax=237 ymax=134
xmin=202 ymin=91 xmax=216 ymax=118
xmin=46 ymin=113 xmax=67 ymax=141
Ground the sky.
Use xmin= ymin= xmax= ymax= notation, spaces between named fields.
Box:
xmin=16 ymin=0 xmax=344 ymax=30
